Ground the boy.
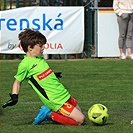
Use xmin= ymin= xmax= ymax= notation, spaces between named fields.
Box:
xmin=2 ymin=28 xmax=85 ymax=126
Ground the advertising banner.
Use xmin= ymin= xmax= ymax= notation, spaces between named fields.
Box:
xmin=0 ymin=6 xmax=84 ymax=54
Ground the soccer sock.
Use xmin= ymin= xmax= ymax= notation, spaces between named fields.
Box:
xmin=49 ymin=112 xmax=78 ymax=126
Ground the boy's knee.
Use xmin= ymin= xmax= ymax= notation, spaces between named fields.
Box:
xmin=78 ymin=114 xmax=85 ymax=125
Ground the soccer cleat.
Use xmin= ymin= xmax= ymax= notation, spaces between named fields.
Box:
xmin=33 ymin=106 xmax=52 ymax=125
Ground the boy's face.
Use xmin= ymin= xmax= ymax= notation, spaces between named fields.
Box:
xmin=28 ymin=44 xmax=45 ymax=57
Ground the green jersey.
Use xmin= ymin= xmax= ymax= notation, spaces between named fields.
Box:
xmin=14 ymin=56 xmax=70 ymax=112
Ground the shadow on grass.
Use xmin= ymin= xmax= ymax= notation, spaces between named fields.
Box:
xmin=88 ymin=122 xmax=114 ymax=127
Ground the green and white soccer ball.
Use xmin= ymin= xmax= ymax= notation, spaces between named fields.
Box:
xmin=88 ymin=104 xmax=109 ymax=125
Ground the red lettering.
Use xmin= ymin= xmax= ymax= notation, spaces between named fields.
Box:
xmin=44 ymin=43 xmax=63 ymax=49
xmin=50 ymin=43 xmax=55 ymax=49
xmin=18 ymin=43 xmax=23 ymax=51
xmin=57 ymin=43 xmax=63 ymax=49
xmin=37 ymin=68 xmax=53 ymax=80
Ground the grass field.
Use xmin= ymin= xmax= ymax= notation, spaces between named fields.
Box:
xmin=0 ymin=59 xmax=133 ymax=133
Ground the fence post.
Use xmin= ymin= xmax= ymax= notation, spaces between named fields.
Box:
xmin=87 ymin=0 xmax=92 ymax=58
xmin=16 ymin=0 xmax=19 ymax=8
xmin=94 ymin=0 xmax=98 ymax=57
xmin=4 ymin=0 xmax=6 ymax=10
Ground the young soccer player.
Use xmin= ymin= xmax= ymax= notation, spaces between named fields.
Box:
xmin=2 ymin=28 xmax=85 ymax=126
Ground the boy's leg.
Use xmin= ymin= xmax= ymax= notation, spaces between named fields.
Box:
xmin=68 ymin=106 xmax=85 ymax=125
xmin=34 ymin=96 xmax=85 ymax=125
xmin=49 ymin=112 xmax=79 ymax=125
xmin=33 ymin=106 xmax=79 ymax=125
xmin=49 ymin=104 xmax=85 ymax=126
xmin=49 ymin=97 xmax=85 ymax=126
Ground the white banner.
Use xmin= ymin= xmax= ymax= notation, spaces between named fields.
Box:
xmin=0 ymin=6 xmax=84 ymax=54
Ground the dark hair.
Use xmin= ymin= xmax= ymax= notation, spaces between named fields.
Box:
xmin=18 ymin=28 xmax=47 ymax=52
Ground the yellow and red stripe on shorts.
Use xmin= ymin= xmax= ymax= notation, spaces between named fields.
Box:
xmin=58 ymin=96 xmax=78 ymax=116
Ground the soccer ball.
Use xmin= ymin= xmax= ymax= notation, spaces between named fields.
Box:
xmin=88 ymin=104 xmax=109 ymax=125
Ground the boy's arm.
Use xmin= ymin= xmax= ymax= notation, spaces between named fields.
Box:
xmin=12 ymin=79 xmax=21 ymax=94
xmin=2 ymin=79 xmax=21 ymax=108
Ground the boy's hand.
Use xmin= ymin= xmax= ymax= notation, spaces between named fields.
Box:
xmin=2 ymin=93 xmax=18 ymax=108
xmin=54 ymin=72 xmax=62 ymax=79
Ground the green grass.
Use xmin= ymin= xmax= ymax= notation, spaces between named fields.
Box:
xmin=0 ymin=59 xmax=133 ymax=133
